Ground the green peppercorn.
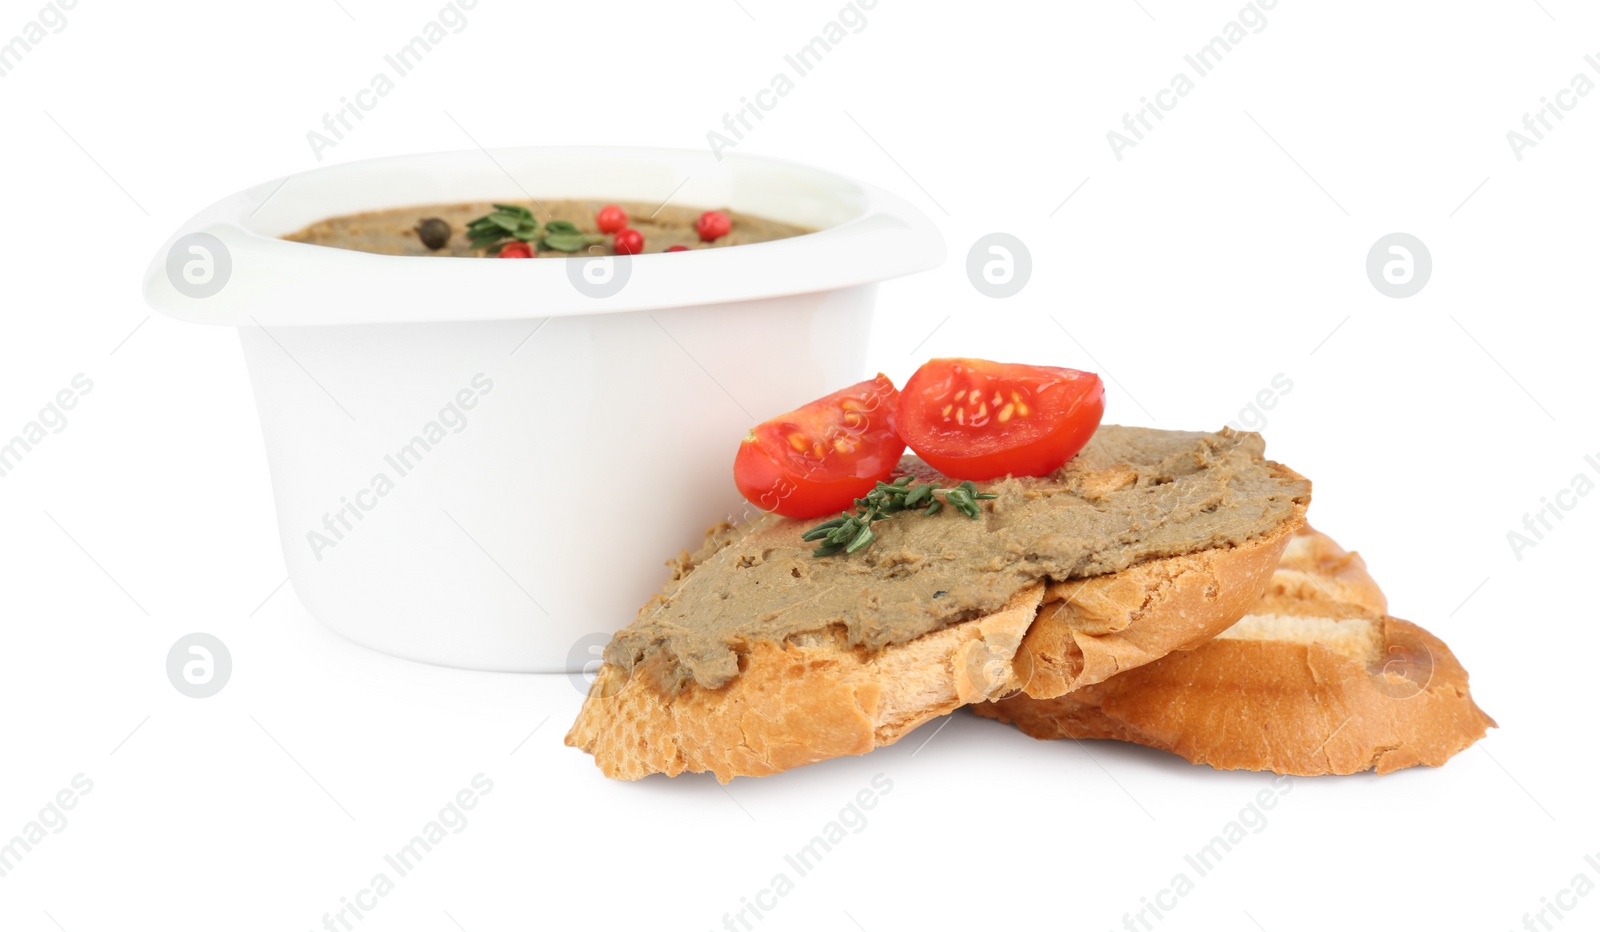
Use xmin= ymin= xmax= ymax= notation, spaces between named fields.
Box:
xmin=415 ymin=218 xmax=452 ymax=251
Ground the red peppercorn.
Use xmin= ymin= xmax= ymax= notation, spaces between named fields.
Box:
xmin=695 ymin=210 xmax=732 ymax=242
xmin=666 ymin=245 xmax=690 ymax=252
xmin=613 ymin=228 xmax=645 ymax=255
xmin=499 ymin=241 xmax=535 ymax=258
xmin=596 ymin=205 xmax=628 ymax=234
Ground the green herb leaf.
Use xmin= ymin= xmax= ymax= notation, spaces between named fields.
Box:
xmin=825 ymin=519 xmax=858 ymax=545
xmin=800 ymin=516 xmax=849 ymax=540
xmin=545 ymin=231 xmax=609 ymax=251
xmin=542 ymin=233 xmax=590 ymax=252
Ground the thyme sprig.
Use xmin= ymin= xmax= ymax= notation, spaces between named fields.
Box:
xmin=801 ymin=475 xmax=998 ymax=557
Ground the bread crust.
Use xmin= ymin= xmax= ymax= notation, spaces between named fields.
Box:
xmin=975 ymin=529 xmax=1496 ymax=775
xmin=1017 ymin=473 xmax=1307 ymax=699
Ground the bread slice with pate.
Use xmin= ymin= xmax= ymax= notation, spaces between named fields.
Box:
xmin=565 ymin=425 xmax=1309 ymax=782
xmin=973 ymin=527 xmax=1496 ymax=774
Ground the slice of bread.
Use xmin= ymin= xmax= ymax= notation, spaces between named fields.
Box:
xmin=974 ymin=527 xmax=1496 ymax=775
xmin=565 ymin=581 xmax=1045 ymax=782
xmin=1014 ymin=503 xmax=1303 ymax=700
xmin=566 ymin=427 xmax=1308 ymax=782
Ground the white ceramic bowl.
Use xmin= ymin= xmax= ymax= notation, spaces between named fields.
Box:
xmin=142 ymin=147 xmax=944 ymax=672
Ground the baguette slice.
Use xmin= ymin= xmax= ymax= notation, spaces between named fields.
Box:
xmin=567 ymin=427 xmax=1308 ymax=782
xmin=566 ymin=581 xmax=1045 ymax=782
xmin=974 ymin=527 xmax=1496 ymax=775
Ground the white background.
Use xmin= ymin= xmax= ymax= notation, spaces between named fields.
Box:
xmin=1 ymin=1 xmax=1595 ymax=930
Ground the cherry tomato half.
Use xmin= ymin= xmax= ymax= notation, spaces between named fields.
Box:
xmin=894 ymin=358 xmax=1104 ymax=480
xmin=734 ymin=375 xmax=905 ymax=519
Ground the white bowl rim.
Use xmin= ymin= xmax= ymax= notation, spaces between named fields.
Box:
xmin=142 ymin=145 xmax=946 ymax=328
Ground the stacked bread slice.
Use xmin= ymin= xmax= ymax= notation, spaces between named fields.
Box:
xmin=974 ymin=526 xmax=1496 ymax=774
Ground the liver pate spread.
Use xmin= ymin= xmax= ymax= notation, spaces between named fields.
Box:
xmin=607 ymin=425 xmax=1310 ymax=692
xmin=282 ymin=199 xmax=811 ymax=256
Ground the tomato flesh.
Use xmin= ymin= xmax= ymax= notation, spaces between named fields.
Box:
xmin=734 ymin=375 xmax=905 ymax=519
xmin=894 ymin=358 xmax=1104 ymax=480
